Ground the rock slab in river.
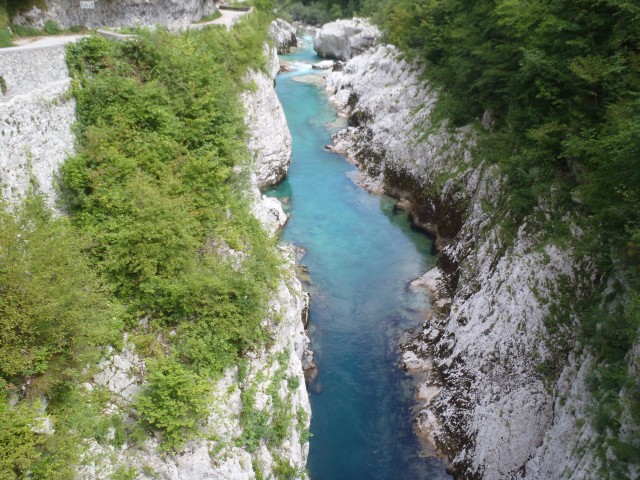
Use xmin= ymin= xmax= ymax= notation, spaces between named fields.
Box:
xmin=313 ymin=18 xmax=381 ymax=61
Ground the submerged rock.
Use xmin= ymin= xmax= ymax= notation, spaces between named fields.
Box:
xmin=313 ymin=18 xmax=381 ymax=61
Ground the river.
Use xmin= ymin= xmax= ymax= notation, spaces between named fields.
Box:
xmin=267 ymin=37 xmax=451 ymax=480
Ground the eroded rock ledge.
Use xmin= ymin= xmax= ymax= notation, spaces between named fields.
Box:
xmin=324 ymin=39 xmax=604 ymax=479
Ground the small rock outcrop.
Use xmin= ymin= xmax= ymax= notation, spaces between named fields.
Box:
xmin=313 ymin=18 xmax=380 ymax=61
xmin=269 ymin=18 xmax=298 ymax=54
xmin=11 ymin=0 xmax=216 ymax=30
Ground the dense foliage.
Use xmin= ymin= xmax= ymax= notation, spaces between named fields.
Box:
xmin=1 ymin=12 xmax=284 ymax=475
xmin=63 ymin=15 xmax=278 ymax=377
xmin=0 ymin=198 xmax=121 ymax=388
xmin=0 ymin=200 xmax=122 ymax=479
xmin=278 ymin=0 xmax=362 ymax=25
xmin=133 ymin=358 xmax=211 ymax=451
xmin=367 ymin=0 xmax=640 ymax=474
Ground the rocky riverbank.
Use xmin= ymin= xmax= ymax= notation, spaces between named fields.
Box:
xmin=317 ymin=27 xmax=610 ymax=479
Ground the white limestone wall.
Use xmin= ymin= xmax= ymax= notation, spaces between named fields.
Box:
xmin=12 ymin=0 xmax=216 ymax=30
xmin=0 ymin=42 xmax=77 ymax=207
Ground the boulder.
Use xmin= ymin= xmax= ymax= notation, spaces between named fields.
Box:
xmin=269 ymin=18 xmax=298 ymax=54
xmin=312 ymin=60 xmax=335 ymax=69
xmin=313 ymin=18 xmax=381 ymax=61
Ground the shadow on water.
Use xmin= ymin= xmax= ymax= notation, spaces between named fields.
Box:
xmin=268 ymin=36 xmax=451 ymax=480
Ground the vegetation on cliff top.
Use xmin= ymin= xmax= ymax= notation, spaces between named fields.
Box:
xmin=365 ymin=0 xmax=639 ymax=475
xmin=1 ymin=12 xmax=284 ymax=477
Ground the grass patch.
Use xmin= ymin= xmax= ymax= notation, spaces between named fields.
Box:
xmin=197 ymin=10 xmax=222 ymax=23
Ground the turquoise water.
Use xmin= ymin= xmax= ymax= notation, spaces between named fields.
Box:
xmin=268 ymin=38 xmax=451 ymax=480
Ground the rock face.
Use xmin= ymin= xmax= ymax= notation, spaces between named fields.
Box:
xmin=269 ymin=18 xmax=298 ymax=54
xmin=326 ymin=44 xmax=604 ymax=479
xmin=11 ymin=0 xmax=215 ymax=30
xmin=243 ymin=33 xmax=293 ymax=236
xmin=313 ymin=18 xmax=380 ymax=61
xmin=242 ymin=44 xmax=292 ymax=191
xmin=0 ymin=41 xmax=78 ymax=208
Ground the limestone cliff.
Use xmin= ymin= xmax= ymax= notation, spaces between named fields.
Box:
xmin=0 ymin=41 xmax=77 ymax=207
xmin=0 ymin=18 xmax=311 ymax=479
xmin=12 ymin=0 xmax=216 ymax=30
xmin=324 ymin=42 xmax=615 ymax=479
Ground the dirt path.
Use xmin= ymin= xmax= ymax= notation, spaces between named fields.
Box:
xmin=4 ymin=34 xmax=86 ymax=51
xmin=190 ymin=7 xmax=253 ymax=31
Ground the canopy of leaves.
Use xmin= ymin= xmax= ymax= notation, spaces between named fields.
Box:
xmin=62 ymin=15 xmax=280 ymax=379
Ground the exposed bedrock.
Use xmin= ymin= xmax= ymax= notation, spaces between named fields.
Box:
xmin=326 ymin=42 xmax=607 ymax=479
xmin=11 ymin=0 xmax=216 ymax=30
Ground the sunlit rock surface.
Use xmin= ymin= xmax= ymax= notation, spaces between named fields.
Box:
xmin=313 ymin=18 xmax=380 ymax=61
xmin=326 ymin=42 xmax=602 ymax=479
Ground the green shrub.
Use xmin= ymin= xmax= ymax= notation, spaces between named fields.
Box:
xmin=286 ymin=2 xmax=330 ymax=25
xmin=63 ymin=16 xmax=280 ymax=380
xmin=0 ymin=4 xmax=9 ymax=29
xmin=10 ymin=23 xmax=40 ymax=36
xmin=0 ymin=393 xmax=46 ymax=479
xmin=134 ymin=358 xmax=211 ymax=451
xmin=0 ymin=28 xmax=11 ymax=47
xmin=43 ymin=19 xmax=59 ymax=34
xmin=0 ymin=197 xmax=122 ymax=389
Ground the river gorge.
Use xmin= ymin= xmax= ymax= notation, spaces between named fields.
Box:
xmin=269 ymin=36 xmax=450 ymax=479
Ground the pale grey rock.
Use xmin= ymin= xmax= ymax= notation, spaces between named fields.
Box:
xmin=270 ymin=18 xmax=298 ymax=54
xmin=326 ymin=44 xmax=602 ymax=478
xmin=242 ymin=45 xmax=292 ymax=190
xmin=312 ymin=60 xmax=334 ymax=69
xmin=12 ymin=0 xmax=216 ymax=30
xmin=0 ymin=42 xmax=78 ymax=208
xmin=409 ymin=267 xmax=442 ymax=297
xmin=94 ymin=343 xmax=145 ymax=402
xmin=31 ymin=416 xmax=55 ymax=435
xmin=243 ymin=43 xmax=292 ymax=236
xmin=252 ymin=194 xmax=288 ymax=236
xmin=313 ymin=18 xmax=381 ymax=61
